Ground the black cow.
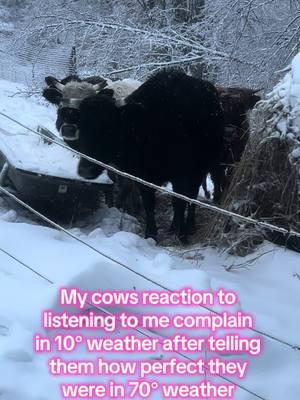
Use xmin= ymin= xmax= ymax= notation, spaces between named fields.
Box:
xmin=43 ymin=74 xmax=141 ymax=215
xmin=45 ymin=70 xmax=225 ymax=241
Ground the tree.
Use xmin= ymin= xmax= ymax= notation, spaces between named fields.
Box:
xmin=7 ymin=0 xmax=300 ymax=90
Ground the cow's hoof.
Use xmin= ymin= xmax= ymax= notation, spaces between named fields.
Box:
xmin=145 ymin=229 xmax=158 ymax=242
xmin=145 ymin=234 xmax=157 ymax=243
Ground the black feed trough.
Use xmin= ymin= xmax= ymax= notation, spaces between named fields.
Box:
xmin=0 ymin=126 xmax=114 ymax=219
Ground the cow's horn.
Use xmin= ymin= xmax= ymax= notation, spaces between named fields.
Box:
xmin=54 ymin=81 xmax=65 ymax=92
xmin=45 ymin=76 xmax=65 ymax=92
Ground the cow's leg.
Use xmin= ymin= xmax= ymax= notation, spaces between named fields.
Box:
xmin=116 ymin=177 xmax=131 ymax=212
xmin=171 ymin=179 xmax=200 ymax=241
xmin=171 ymin=197 xmax=186 ymax=241
xmin=185 ymin=180 xmax=202 ymax=235
xmin=139 ymin=185 xmax=157 ymax=240
xmin=210 ymin=165 xmax=226 ymax=204
xmin=202 ymin=174 xmax=211 ymax=199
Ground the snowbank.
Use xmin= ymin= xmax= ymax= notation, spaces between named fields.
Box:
xmin=262 ymin=52 xmax=300 ymax=163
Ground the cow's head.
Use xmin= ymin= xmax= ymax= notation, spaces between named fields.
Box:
xmin=44 ymin=76 xmax=128 ymax=179
xmin=57 ymin=81 xmax=105 ymax=142
xmin=43 ymin=75 xmax=82 ymax=106
xmin=217 ymin=87 xmax=261 ymax=112
xmin=43 ymin=76 xmax=111 ymax=142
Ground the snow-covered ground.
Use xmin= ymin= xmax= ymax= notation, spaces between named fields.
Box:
xmin=1 ymin=210 xmax=300 ymax=400
xmin=0 ymin=72 xmax=299 ymax=400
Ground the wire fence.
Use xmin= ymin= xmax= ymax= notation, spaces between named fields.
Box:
xmin=0 ymin=35 xmax=74 ymax=88
xmin=0 ymin=110 xmax=299 ymax=241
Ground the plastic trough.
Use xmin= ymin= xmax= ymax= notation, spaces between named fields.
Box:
xmin=0 ymin=126 xmax=114 ymax=219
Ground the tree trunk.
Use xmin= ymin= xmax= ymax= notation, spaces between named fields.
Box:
xmin=173 ymin=0 xmax=204 ymax=23
xmin=68 ymin=46 xmax=77 ymax=76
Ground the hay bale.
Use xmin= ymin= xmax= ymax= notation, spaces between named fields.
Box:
xmin=205 ymin=54 xmax=300 ymax=255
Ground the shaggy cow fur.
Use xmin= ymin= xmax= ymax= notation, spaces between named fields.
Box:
xmin=58 ymin=70 xmax=225 ymax=241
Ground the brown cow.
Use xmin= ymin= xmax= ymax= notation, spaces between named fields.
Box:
xmin=203 ymin=86 xmax=261 ymax=203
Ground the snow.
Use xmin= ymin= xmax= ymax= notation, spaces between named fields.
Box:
xmin=264 ymin=53 xmax=300 ymax=147
xmin=1 ymin=214 xmax=300 ymax=400
xmin=0 ymin=60 xmax=300 ymax=400
xmin=291 ymin=54 xmax=300 ymax=84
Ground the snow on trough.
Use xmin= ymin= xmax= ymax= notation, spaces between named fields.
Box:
xmin=0 ymin=62 xmax=300 ymax=399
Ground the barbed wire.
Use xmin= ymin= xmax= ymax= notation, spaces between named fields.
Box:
xmin=0 ymin=244 xmax=267 ymax=400
xmin=0 ymin=110 xmax=299 ymax=240
xmin=0 ymin=185 xmax=299 ymax=354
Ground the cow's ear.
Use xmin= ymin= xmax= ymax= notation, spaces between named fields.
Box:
xmin=45 ymin=76 xmax=59 ymax=87
xmin=249 ymin=94 xmax=261 ymax=109
xmin=42 ymin=88 xmax=62 ymax=105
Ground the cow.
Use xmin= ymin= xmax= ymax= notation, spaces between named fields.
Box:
xmin=44 ymin=70 xmax=225 ymax=242
xmin=202 ymin=86 xmax=261 ymax=202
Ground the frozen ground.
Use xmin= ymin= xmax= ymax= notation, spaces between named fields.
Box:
xmin=0 ymin=73 xmax=299 ymax=400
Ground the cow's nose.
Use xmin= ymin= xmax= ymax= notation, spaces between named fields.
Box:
xmin=78 ymin=159 xmax=103 ymax=180
xmin=60 ymin=123 xmax=79 ymax=141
